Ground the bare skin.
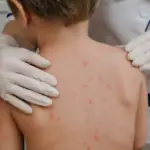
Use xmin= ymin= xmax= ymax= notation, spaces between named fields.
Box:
xmin=0 ymin=24 xmax=147 ymax=150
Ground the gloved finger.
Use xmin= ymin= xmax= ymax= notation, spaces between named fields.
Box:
xmin=125 ymin=31 xmax=150 ymax=52
xmin=16 ymin=48 xmax=51 ymax=68
xmin=4 ymin=94 xmax=33 ymax=114
xmin=127 ymin=42 xmax=150 ymax=60
xmin=11 ymin=60 xmax=57 ymax=86
xmin=8 ymin=84 xmax=53 ymax=106
xmin=132 ymin=53 xmax=147 ymax=66
xmin=5 ymin=72 xmax=59 ymax=97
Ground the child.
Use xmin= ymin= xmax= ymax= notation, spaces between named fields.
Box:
xmin=0 ymin=0 xmax=148 ymax=150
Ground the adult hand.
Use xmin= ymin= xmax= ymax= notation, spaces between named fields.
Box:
xmin=125 ymin=31 xmax=150 ymax=92
xmin=0 ymin=35 xmax=59 ymax=114
xmin=125 ymin=31 xmax=150 ymax=73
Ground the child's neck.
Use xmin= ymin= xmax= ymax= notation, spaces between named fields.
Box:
xmin=37 ymin=21 xmax=89 ymax=54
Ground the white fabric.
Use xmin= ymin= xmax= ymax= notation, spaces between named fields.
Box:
xmin=5 ymin=14 xmax=15 ymax=24
xmin=0 ymin=34 xmax=59 ymax=114
xmin=90 ymin=0 xmax=150 ymax=45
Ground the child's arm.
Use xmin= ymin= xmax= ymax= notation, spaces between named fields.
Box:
xmin=133 ymin=77 xmax=148 ymax=150
xmin=0 ymin=99 xmax=23 ymax=150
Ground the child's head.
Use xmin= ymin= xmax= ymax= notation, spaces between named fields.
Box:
xmin=7 ymin=0 xmax=99 ymax=24
xmin=7 ymin=0 xmax=99 ymax=47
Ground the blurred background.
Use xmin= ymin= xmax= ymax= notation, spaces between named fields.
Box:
xmin=0 ymin=0 xmax=149 ymax=149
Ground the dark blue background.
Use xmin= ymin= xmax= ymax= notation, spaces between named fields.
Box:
xmin=148 ymin=94 xmax=150 ymax=107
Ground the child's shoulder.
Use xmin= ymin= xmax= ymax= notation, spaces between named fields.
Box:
xmin=96 ymin=43 xmax=145 ymax=85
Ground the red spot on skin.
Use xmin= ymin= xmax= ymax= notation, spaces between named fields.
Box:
xmin=87 ymin=146 xmax=91 ymax=150
xmin=57 ymin=116 xmax=61 ymax=121
xmin=50 ymin=111 xmax=55 ymax=120
xmin=95 ymin=56 xmax=101 ymax=60
xmin=88 ymin=99 xmax=94 ymax=104
xmin=83 ymin=84 xmax=89 ymax=88
xmin=0 ymin=134 xmax=10 ymax=141
xmin=99 ymin=76 xmax=103 ymax=81
xmin=83 ymin=142 xmax=87 ymax=146
xmin=89 ymin=76 xmax=94 ymax=82
xmin=93 ymin=135 xmax=100 ymax=141
xmin=83 ymin=60 xmax=89 ymax=67
xmin=107 ymin=84 xmax=112 ymax=90
xmin=85 ymin=120 xmax=88 ymax=124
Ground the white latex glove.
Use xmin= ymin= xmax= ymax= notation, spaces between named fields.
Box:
xmin=0 ymin=34 xmax=59 ymax=114
xmin=125 ymin=31 xmax=150 ymax=92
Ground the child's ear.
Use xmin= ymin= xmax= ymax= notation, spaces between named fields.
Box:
xmin=10 ymin=0 xmax=28 ymax=27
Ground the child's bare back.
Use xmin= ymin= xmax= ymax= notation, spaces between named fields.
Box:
xmin=8 ymin=38 xmax=147 ymax=150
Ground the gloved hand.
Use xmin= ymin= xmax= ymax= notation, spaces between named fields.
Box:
xmin=125 ymin=31 xmax=150 ymax=92
xmin=0 ymin=35 xmax=59 ymax=114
